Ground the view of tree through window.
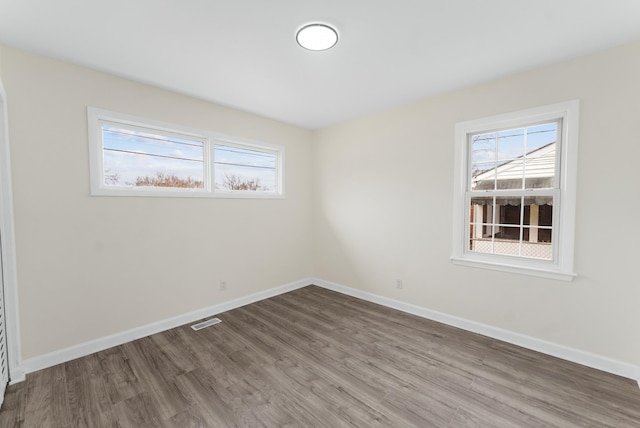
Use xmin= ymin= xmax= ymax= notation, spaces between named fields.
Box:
xmin=214 ymin=145 xmax=277 ymax=192
xmin=102 ymin=125 xmax=205 ymax=189
xmin=97 ymin=121 xmax=281 ymax=195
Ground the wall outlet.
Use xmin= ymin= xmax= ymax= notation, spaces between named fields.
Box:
xmin=220 ymin=280 xmax=227 ymax=291
xmin=396 ymin=279 xmax=403 ymax=289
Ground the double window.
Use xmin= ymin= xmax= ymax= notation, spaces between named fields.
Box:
xmin=88 ymin=108 xmax=283 ymax=198
xmin=452 ymin=101 xmax=579 ymax=280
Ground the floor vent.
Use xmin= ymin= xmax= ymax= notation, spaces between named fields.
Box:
xmin=191 ymin=317 xmax=222 ymax=331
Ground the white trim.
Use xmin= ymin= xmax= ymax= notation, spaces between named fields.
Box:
xmin=310 ymin=278 xmax=640 ymax=381
xmin=8 ymin=369 xmax=25 ymax=385
xmin=12 ymin=277 xmax=640 ymax=385
xmin=13 ymin=278 xmax=310 ymax=378
xmin=452 ymin=100 xmax=580 ymax=280
xmin=0 ymin=79 xmax=23 ymax=385
xmin=87 ymin=107 xmax=285 ymax=199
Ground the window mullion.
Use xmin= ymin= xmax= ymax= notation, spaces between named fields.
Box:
xmin=491 ymin=195 xmax=496 ymax=254
xmin=206 ymin=138 xmax=213 ymax=193
xmin=519 ymin=195 xmax=525 ymax=257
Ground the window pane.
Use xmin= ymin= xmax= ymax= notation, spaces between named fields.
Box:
xmin=469 ymin=201 xmax=491 ymax=238
xmin=523 ymin=196 xmax=553 ymax=226
xmin=469 ymin=194 xmax=554 ymax=259
xmin=522 ymin=228 xmax=552 ymax=259
xmin=524 ymin=142 xmax=555 ymax=188
xmin=538 ymin=227 xmax=553 ymax=243
xmin=102 ymin=125 xmax=204 ymax=189
xmin=524 ymin=122 xmax=557 ymax=189
xmin=470 ymin=122 xmax=559 ymax=192
xmin=471 ymin=132 xmax=496 ymax=166
xmin=214 ymin=145 xmax=277 ymax=192
xmin=471 ymin=165 xmax=495 ymax=190
xmin=497 ymin=128 xmax=524 ymax=161
xmin=492 ymin=128 xmax=524 ymax=189
xmin=469 ymin=198 xmax=491 ymax=252
xmin=496 ymin=199 xmax=522 ymax=226
xmin=526 ymin=123 xmax=557 ymax=151
xmin=494 ymin=225 xmax=521 ymax=242
xmin=523 ymin=226 xmax=553 ymax=243
xmin=538 ymin=203 xmax=553 ymax=227
xmin=471 ymin=132 xmax=497 ymax=190
xmin=469 ymin=234 xmax=493 ymax=254
xmin=470 ymin=197 xmax=493 ymax=222
xmin=493 ymin=226 xmax=522 ymax=257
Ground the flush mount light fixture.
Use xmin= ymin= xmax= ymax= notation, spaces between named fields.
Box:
xmin=296 ymin=23 xmax=338 ymax=51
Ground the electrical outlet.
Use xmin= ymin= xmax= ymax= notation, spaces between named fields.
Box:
xmin=220 ymin=280 xmax=227 ymax=291
xmin=396 ymin=279 xmax=403 ymax=289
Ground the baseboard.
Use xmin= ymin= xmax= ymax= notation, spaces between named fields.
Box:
xmin=310 ymin=278 xmax=640 ymax=382
xmin=8 ymin=368 xmax=26 ymax=385
xmin=12 ymin=276 xmax=640 ymax=386
xmin=14 ymin=278 xmax=311 ymax=380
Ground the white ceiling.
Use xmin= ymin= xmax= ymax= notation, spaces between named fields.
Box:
xmin=1 ymin=1 xmax=640 ymax=129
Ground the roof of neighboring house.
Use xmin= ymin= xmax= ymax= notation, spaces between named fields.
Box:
xmin=473 ymin=142 xmax=556 ymax=190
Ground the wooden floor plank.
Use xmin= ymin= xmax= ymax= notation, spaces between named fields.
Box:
xmin=175 ymin=367 xmax=263 ymax=428
xmin=1 ymin=285 xmax=638 ymax=427
xmin=21 ymin=370 xmax=55 ymax=428
xmin=0 ymin=376 xmax=26 ymax=428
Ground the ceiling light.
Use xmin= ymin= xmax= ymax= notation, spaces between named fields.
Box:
xmin=296 ymin=24 xmax=338 ymax=51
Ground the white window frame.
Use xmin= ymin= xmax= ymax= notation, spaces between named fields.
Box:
xmin=451 ymin=100 xmax=579 ymax=281
xmin=88 ymin=107 xmax=284 ymax=199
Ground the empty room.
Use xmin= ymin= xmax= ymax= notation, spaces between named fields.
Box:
xmin=0 ymin=1 xmax=639 ymax=427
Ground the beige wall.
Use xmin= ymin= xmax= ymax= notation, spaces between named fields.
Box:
xmin=313 ymin=41 xmax=640 ymax=366
xmin=2 ymin=40 xmax=640 ymax=368
xmin=0 ymin=45 xmax=314 ymax=359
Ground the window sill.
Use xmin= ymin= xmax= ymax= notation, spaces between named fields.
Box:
xmin=450 ymin=257 xmax=577 ymax=281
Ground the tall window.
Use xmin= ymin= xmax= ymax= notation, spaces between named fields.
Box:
xmin=469 ymin=122 xmax=558 ymax=260
xmin=88 ymin=108 xmax=284 ymax=198
xmin=452 ymin=101 xmax=579 ymax=280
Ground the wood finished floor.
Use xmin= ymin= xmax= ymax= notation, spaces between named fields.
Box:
xmin=1 ymin=285 xmax=639 ymax=427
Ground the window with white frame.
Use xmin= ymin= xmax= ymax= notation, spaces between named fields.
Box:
xmin=88 ymin=108 xmax=284 ymax=198
xmin=451 ymin=101 xmax=579 ymax=280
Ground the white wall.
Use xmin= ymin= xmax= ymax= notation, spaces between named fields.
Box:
xmin=313 ymin=41 xmax=640 ymax=367
xmin=0 ymin=45 xmax=314 ymax=360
